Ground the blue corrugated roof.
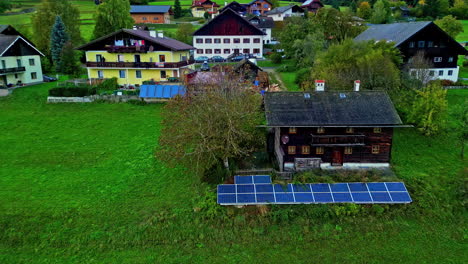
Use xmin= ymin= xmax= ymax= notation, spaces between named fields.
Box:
xmin=139 ymin=85 xmax=186 ymax=98
xmin=130 ymin=5 xmax=171 ymax=14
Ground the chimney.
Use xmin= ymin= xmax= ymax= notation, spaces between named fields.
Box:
xmin=354 ymin=80 xmax=360 ymax=92
xmin=149 ymin=31 xmax=157 ymax=38
xmin=157 ymin=30 xmax=164 ymax=38
xmin=315 ymin=80 xmax=325 ymax=92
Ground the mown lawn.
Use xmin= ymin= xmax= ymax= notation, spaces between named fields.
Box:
xmin=0 ymin=82 xmax=466 ymax=263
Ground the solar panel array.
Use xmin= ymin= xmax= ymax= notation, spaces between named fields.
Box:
xmin=139 ymin=85 xmax=186 ymax=99
xmin=218 ymin=175 xmax=412 ymax=205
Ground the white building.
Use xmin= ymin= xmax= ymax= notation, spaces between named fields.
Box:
xmin=193 ymin=8 xmax=265 ymax=59
xmin=248 ymin=16 xmax=274 ymax=44
xmin=265 ymin=5 xmax=304 ymax=22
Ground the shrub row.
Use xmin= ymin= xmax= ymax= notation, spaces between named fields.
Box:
xmin=49 ymin=86 xmax=97 ymax=97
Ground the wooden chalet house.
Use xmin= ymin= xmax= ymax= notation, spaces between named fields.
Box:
xmin=191 ymin=0 xmax=220 ymax=18
xmin=245 ymin=0 xmax=272 ymax=16
xmin=130 ymin=5 xmax=172 ymax=24
xmin=265 ymin=5 xmax=305 ymax=21
xmin=265 ymin=81 xmax=405 ymax=171
xmin=0 ymin=25 xmax=44 ymax=87
xmin=301 ymin=0 xmax=324 ymax=13
xmin=192 ymin=8 xmax=266 ymax=59
xmin=219 ymin=1 xmax=247 ymax=15
xmin=77 ymin=29 xmax=195 ymax=86
xmin=354 ymin=21 xmax=468 ymax=82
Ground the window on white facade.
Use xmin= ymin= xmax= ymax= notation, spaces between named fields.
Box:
xmin=448 ymin=70 xmax=453 ymax=76
xmin=31 ymin=72 xmax=37 ymax=79
xmin=196 ymin=39 xmax=203 ymax=43
xmin=438 ymin=70 xmax=444 ymax=76
xmin=29 ymin=59 xmax=35 ymax=66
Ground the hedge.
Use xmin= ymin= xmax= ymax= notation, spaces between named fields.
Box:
xmin=49 ymin=86 xmax=97 ymax=97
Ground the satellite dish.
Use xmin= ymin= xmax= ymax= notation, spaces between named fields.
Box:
xmin=281 ymin=135 xmax=289 ymax=144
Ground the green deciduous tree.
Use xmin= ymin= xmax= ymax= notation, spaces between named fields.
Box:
xmin=357 ymin=1 xmax=372 ymax=19
xmin=58 ymin=41 xmax=82 ymax=76
xmin=93 ymin=0 xmax=134 ymax=39
xmin=31 ymin=0 xmax=82 ymax=54
xmin=157 ymin=76 xmax=264 ymax=178
xmin=175 ymin=23 xmax=195 ymax=44
xmin=0 ymin=0 xmax=11 ymax=14
xmin=422 ymin=0 xmax=440 ymax=18
xmin=50 ymin=16 xmax=69 ymax=72
xmin=313 ymin=8 xmax=366 ymax=43
xmin=435 ymin=15 xmax=464 ymax=39
xmin=174 ymin=0 xmax=182 ymax=19
xmin=370 ymin=0 xmax=391 ymax=24
xmin=438 ymin=0 xmax=450 ymax=16
xmin=408 ymin=81 xmax=447 ymax=136
xmin=310 ymin=39 xmax=402 ymax=91
xmin=450 ymin=0 xmax=468 ymax=19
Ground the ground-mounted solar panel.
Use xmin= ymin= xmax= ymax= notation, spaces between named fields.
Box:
xmin=217 ymin=176 xmax=412 ymax=205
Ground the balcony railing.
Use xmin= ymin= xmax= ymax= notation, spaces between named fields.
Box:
xmin=106 ymin=45 xmax=149 ymax=53
xmin=86 ymin=60 xmax=195 ymax=69
xmin=311 ymin=134 xmax=366 ymax=146
xmin=0 ymin=67 xmax=26 ymax=74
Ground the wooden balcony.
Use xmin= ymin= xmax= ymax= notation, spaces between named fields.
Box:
xmin=0 ymin=67 xmax=26 ymax=75
xmin=86 ymin=60 xmax=195 ymax=69
xmin=311 ymin=134 xmax=366 ymax=146
xmin=105 ymin=45 xmax=149 ymax=53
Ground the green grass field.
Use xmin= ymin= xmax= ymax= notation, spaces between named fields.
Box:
xmin=456 ymin=20 xmax=468 ymax=42
xmin=0 ymin=81 xmax=466 ymax=263
xmin=1 ymin=0 xmax=97 ymax=41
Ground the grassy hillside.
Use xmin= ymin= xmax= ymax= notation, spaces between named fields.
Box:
xmin=0 ymin=81 xmax=466 ymax=263
xmin=0 ymin=0 xmax=96 ymax=41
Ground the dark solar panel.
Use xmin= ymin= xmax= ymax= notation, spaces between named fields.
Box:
xmin=218 ymin=176 xmax=412 ymax=205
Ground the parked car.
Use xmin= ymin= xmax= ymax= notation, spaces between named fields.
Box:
xmin=200 ymin=61 xmax=210 ymax=72
xmin=195 ymin=56 xmax=209 ymax=63
xmin=230 ymin=54 xmax=249 ymax=62
xmin=210 ymin=56 xmax=225 ymax=62
xmin=43 ymin=75 xmax=57 ymax=82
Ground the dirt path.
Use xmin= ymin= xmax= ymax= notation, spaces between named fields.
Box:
xmin=263 ymin=68 xmax=285 ymax=91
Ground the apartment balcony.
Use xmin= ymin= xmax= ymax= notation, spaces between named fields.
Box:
xmin=86 ymin=60 xmax=195 ymax=69
xmin=0 ymin=67 xmax=26 ymax=75
xmin=105 ymin=45 xmax=149 ymax=53
xmin=311 ymin=134 xmax=366 ymax=147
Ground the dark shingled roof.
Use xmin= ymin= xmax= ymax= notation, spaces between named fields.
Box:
xmin=0 ymin=35 xmax=18 ymax=54
xmin=264 ymin=91 xmax=403 ymax=126
xmin=266 ymin=5 xmax=303 ymax=15
xmin=77 ymin=29 xmax=194 ymax=51
xmin=248 ymin=16 xmax=274 ymax=29
xmin=130 ymin=5 xmax=171 ymax=13
xmin=354 ymin=21 xmax=432 ymax=47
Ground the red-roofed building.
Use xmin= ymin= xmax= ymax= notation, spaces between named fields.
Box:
xmin=301 ymin=0 xmax=324 ymax=13
xmin=192 ymin=0 xmax=220 ymax=17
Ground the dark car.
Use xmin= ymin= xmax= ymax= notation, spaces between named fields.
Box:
xmin=230 ymin=54 xmax=248 ymax=62
xmin=43 ymin=75 xmax=57 ymax=82
xmin=200 ymin=62 xmax=210 ymax=72
xmin=210 ymin=56 xmax=225 ymax=62
xmin=195 ymin=56 xmax=209 ymax=63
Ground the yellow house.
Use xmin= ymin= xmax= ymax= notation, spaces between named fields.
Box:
xmin=77 ymin=29 xmax=195 ymax=86
xmin=0 ymin=25 xmax=44 ymax=87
